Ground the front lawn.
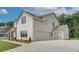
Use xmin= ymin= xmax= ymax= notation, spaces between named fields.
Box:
xmin=0 ymin=37 xmax=20 ymax=52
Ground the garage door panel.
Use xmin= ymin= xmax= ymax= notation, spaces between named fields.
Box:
xmin=34 ymin=31 xmax=49 ymax=41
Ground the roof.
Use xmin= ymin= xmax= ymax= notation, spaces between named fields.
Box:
xmin=24 ymin=9 xmax=56 ymax=17
xmin=15 ymin=8 xmax=57 ymax=22
xmin=0 ymin=26 xmax=9 ymax=30
xmin=0 ymin=26 xmax=12 ymax=34
xmin=53 ymin=25 xmax=69 ymax=31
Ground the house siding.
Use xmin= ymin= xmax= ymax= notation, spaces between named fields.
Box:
xmin=16 ymin=12 xmax=34 ymax=40
xmin=33 ymin=14 xmax=59 ymax=41
xmin=11 ymin=11 xmax=69 ymax=41
xmin=52 ymin=25 xmax=69 ymax=40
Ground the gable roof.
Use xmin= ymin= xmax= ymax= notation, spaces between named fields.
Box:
xmin=0 ymin=26 xmax=12 ymax=34
xmin=23 ymin=9 xmax=57 ymax=17
xmin=15 ymin=8 xmax=57 ymax=22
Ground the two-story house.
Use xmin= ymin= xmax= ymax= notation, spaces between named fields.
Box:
xmin=9 ymin=10 xmax=69 ymax=42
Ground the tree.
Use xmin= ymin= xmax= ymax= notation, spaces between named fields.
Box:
xmin=58 ymin=11 xmax=79 ymax=38
xmin=6 ymin=21 xmax=14 ymax=27
xmin=0 ymin=21 xmax=14 ymax=27
xmin=58 ymin=14 xmax=66 ymax=25
xmin=0 ymin=22 xmax=5 ymax=26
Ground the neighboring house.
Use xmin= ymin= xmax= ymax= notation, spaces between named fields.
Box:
xmin=9 ymin=10 xmax=69 ymax=41
xmin=0 ymin=26 xmax=12 ymax=37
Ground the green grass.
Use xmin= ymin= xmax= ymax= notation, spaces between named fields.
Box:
xmin=0 ymin=37 xmax=20 ymax=52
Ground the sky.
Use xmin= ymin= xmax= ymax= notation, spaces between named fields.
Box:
xmin=0 ymin=7 xmax=79 ymax=22
xmin=0 ymin=7 xmax=22 ymax=22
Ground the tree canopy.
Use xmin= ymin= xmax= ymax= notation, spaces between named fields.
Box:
xmin=0 ymin=21 xmax=14 ymax=27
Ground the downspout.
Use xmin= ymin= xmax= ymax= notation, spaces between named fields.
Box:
xmin=15 ymin=21 xmax=17 ymax=40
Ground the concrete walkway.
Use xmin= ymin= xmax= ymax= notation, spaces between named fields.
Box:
xmin=3 ymin=40 xmax=26 ymax=45
xmin=6 ymin=40 xmax=79 ymax=52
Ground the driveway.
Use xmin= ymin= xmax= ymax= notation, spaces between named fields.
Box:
xmin=6 ymin=40 xmax=79 ymax=52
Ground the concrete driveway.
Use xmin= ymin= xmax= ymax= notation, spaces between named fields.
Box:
xmin=6 ymin=40 xmax=79 ymax=52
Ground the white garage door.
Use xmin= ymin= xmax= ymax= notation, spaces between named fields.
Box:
xmin=34 ymin=31 xmax=49 ymax=41
xmin=58 ymin=32 xmax=64 ymax=40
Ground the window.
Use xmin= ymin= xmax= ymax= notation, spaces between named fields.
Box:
xmin=20 ymin=30 xmax=27 ymax=37
xmin=52 ymin=22 xmax=54 ymax=27
xmin=21 ymin=16 xmax=26 ymax=24
xmin=45 ymin=19 xmax=47 ymax=24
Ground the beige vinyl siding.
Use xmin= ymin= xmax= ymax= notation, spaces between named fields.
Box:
xmin=16 ymin=12 xmax=34 ymax=40
xmin=33 ymin=14 xmax=59 ymax=41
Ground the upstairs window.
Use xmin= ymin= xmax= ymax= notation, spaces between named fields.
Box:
xmin=21 ymin=16 xmax=26 ymax=24
xmin=52 ymin=22 xmax=55 ymax=27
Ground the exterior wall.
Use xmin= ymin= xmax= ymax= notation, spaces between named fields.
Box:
xmin=33 ymin=14 xmax=59 ymax=41
xmin=12 ymin=22 xmax=16 ymax=38
xmin=16 ymin=12 xmax=34 ymax=40
xmin=8 ymin=28 xmax=14 ymax=39
xmin=61 ymin=25 xmax=69 ymax=39
xmin=14 ymin=11 xmax=68 ymax=41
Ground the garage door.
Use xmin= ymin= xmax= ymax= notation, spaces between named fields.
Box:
xmin=34 ymin=31 xmax=49 ymax=41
